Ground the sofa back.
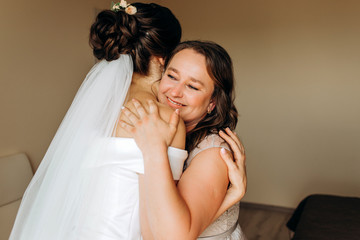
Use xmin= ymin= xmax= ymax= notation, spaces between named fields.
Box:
xmin=0 ymin=153 xmax=33 ymax=239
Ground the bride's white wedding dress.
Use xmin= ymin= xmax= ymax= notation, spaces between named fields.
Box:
xmin=76 ymin=138 xmax=188 ymax=239
xmin=9 ymin=55 xmax=167 ymax=240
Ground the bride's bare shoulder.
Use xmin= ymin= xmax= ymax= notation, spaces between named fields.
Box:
xmin=116 ymin=93 xmax=186 ymax=149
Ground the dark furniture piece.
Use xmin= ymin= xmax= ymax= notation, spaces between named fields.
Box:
xmin=287 ymin=194 xmax=360 ymax=240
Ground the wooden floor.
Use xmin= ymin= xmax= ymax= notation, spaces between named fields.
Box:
xmin=238 ymin=202 xmax=294 ymax=240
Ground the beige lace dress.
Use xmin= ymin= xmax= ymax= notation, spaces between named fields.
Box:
xmin=184 ymin=134 xmax=247 ymax=240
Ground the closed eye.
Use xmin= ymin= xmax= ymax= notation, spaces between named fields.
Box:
xmin=188 ymin=85 xmax=199 ymax=91
xmin=167 ymin=74 xmax=177 ymax=80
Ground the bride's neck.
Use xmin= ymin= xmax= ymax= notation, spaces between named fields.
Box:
xmin=132 ymin=58 xmax=163 ymax=90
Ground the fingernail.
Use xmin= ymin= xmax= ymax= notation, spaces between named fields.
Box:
xmin=121 ymin=106 xmax=125 ymax=109
xmin=221 ymin=148 xmax=226 ymax=154
xmin=175 ymin=109 xmax=179 ymax=114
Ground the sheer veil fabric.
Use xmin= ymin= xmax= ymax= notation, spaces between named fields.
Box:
xmin=10 ymin=55 xmax=133 ymax=239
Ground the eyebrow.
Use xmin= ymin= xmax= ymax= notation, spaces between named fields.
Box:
xmin=167 ymin=67 xmax=205 ymax=86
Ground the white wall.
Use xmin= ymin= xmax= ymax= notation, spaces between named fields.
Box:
xmin=0 ymin=0 xmax=111 ymax=170
xmin=158 ymin=0 xmax=360 ymax=208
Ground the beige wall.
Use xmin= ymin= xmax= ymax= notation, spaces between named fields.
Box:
xmin=1 ymin=0 xmax=359 ymax=208
xmin=0 ymin=0 xmax=111 ymax=170
xmin=158 ymin=0 xmax=360 ymax=208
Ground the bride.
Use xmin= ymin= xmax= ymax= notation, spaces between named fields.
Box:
xmin=10 ymin=2 xmax=246 ymax=240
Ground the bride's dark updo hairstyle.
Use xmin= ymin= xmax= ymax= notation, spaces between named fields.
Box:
xmin=89 ymin=3 xmax=181 ymax=75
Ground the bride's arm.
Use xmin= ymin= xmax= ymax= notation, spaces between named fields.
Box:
xmin=121 ymin=99 xmax=228 ymax=239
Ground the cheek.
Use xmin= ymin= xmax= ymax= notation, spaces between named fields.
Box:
xmin=158 ymin=81 xmax=171 ymax=103
xmin=159 ymin=79 xmax=171 ymax=94
xmin=190 ymin=94 xmax=211 ymax=109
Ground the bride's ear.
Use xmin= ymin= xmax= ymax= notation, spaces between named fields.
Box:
xmin=156 ymin=57 xmax=165 ymax=66
xmin=158 ymin=57 xmax=165 ymax=76
xmin=150 ymin=56 xmax=165 ymax=67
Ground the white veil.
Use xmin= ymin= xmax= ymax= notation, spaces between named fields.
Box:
xmin=10 ymin=55 xmax=133 ymax=239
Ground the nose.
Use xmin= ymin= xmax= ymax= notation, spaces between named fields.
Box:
xmin=170 ymin=83 xmax=184 ymax=98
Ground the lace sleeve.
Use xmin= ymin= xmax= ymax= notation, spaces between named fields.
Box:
xmin=185 ymin=134 xmax=231 ymax=169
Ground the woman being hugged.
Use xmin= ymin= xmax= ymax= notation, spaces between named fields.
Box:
xmin=122 ymin=41 xmax=247 ymax=239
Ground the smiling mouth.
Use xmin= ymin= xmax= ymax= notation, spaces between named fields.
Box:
xmin=167 ymin=97 xmax=185 ymax=107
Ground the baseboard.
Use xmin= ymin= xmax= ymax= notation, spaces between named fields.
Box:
xmin=240 ymin=201 xmax=295 ymax=214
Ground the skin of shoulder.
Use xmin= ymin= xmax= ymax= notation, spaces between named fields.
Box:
xmin=115 ymin=92 xmax=186 ymax=150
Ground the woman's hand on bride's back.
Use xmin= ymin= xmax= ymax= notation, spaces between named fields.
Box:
xmin=120 ymin=99 xmax=180 ymax=152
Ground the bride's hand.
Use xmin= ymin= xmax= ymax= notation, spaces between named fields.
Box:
xmin=213 ymin=128 xmax=247 ymax=221
xmin=120 ymin=99 xmax=180 ymax=152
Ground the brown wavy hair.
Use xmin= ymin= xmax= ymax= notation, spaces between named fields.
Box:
xmin=89 ymin=3 xmax=181 ymax=75
xmin=164 ymin=41 xmax=238 ymax=152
